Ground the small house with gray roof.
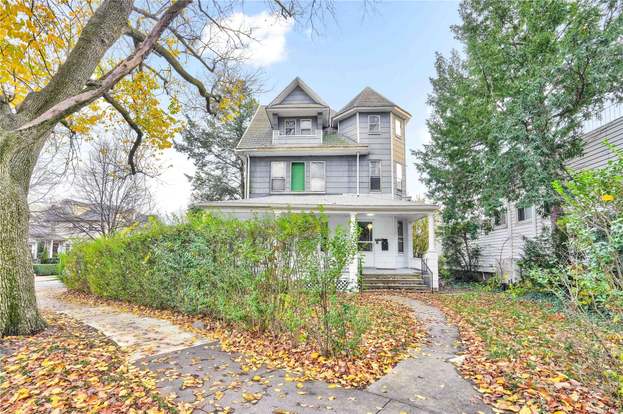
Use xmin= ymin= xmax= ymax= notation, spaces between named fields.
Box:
xmin=197 ymin=78 xmax=439 ymax=291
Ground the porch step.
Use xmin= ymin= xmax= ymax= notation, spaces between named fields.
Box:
xmin=361 ymin=273 xmax=429 ymax=291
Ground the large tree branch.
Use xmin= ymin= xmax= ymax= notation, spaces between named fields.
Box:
xmin=17 ymin=0 xmax=134 ymax=122
xmin=16 ymin=0 xmax=191 ymax=132
xmin=102 ymin=93 xmax=143 ymax=175
xmin=126 ymin=28 xmax=216 ymax=114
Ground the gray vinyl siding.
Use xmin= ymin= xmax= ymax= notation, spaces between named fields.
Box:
xmin=475 ymin=115 xmax=623 ymax=276
xmin=358 ymin=113 xmax=392 ymax=195
xmin=567 ymin=116 xmax=623 ymax=171
xmin=338 ymin=114 xmax=357 ymax=141
xmin=281 ymin=86 xmax=315 ymax=104
xmin=249 ymin=156 xmax=357 ymax=197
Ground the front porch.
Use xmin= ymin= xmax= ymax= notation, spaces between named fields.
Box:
xmin=195 ymin=193 xmax=440 ymax=291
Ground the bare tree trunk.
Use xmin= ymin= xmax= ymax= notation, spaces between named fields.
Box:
xmin=0 ymin=130 xmax=47 ymax=335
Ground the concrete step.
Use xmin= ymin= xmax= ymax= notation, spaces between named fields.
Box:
xmin=363 ymin=277 xmax=425 ymax=283
xmin=361 ymin=284 xmax=430 ymax=291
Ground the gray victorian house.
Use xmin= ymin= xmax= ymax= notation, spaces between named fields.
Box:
xmin=197 ymin=78 xmax=439 ymax=290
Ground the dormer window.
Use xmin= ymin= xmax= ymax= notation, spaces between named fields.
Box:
xmin=300 ymin=119 xmax=313 ymax=135
xmin=368 ymin=115 xmax=380 ymax=134
xmin=285 ymin=120 xmax=296 ymax=135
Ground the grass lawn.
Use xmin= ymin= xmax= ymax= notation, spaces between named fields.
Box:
xmin=414 ymin=290 xmax=623 ymax=414
xmin=0 ymin=312 xmax=175 ymax=413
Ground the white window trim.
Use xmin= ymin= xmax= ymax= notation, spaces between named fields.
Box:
xmin=310 ymin=161 xmax=326 ymax=192
xmin=368 ymin=115 xmax=380 ymax=134
xmin=270 ymin=161 xmax=286 ymax=192
xmin=369 ymin=160 xmax=381 ymax=192
xmin=284 ymin=119 xmax=296 ymax=136
xmin=299 ymin=118 xmax=314 ymax=136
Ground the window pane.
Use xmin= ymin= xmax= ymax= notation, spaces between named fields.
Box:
xmin=370 ymin=160 xmax=381 ymax=177
xmin=310 ymin=162 xmax=325 ymax=191
xmin=395 ymin=119 xmax=402 ymax=136
xmin=285 ymin=120 xmax=296 ymax=135
xmin=271 ymin=161 xmax=285 ymax=178
xmin=271 ymin=178 xmax=285 ymax=191
xmin=357 ymin=222 xmax=373 ymax=251
xmin=369 ymin=115 xmax=380 ymax=133
xmin=397 ymin=220 xmax=404 ymax=236
xmin=370 ymin=177 xmax=381 ymax=191
xmin=300 ymin=119 xmax=312 ymax=134
xmin=398 ymin=240 xmax=404 ymax=253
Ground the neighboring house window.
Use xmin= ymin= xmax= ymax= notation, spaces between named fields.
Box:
xmin=368 ymin=115 xmax=380 ymax=134
xmin=397 ymin=220 xmax=404 ymax=253
xmin=271 ymin=161 xmax=286 ymax=192
xmin=310 ymin=161 xmax=326 ymax=192
xmin=357 ymin=221 xmax=373 ymax=251
xmin=517 ymin=206 xmax=533 ymax=222
xmin=291 ymin=162 xmax=305 ymax=192
xmin=285 ymin=119 xmax=296 ymax=135
xmin=300 ymin=119 xmax=313 ymax=135
xmin=395 ymin=118 xmax=402 ymax=137
xmin=395 ymin=162 xmax=403 ymax=194
xmin=369 ymin=160 xmax=381 ymax=191
xmin=494 ymin=209 xmax=507 ymax=227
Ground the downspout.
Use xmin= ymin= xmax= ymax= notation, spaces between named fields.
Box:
xmin=246 ymin=154 xmax=250 ymax=199
xmin=356 ymin=152 xmax=360 ymax=196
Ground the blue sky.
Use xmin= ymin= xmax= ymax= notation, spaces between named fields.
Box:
xmin=157 ymin=1 xmax=462 ymax=213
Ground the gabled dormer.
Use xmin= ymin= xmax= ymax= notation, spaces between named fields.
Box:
xmin=266 ymin=78 xmax=332 ymax=146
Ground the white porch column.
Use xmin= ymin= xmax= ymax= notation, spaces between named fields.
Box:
xmin=424 ymin=213 xmax=439 ymax=290
xmin=406 ymin=220 xmax=416 ymax=269
xmin=48 ymin=240 xmax=54 ymax=259
xmin=347 ymin=212 xmax=359 ymax=291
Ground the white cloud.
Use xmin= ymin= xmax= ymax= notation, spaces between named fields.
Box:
xmin=204 ymin=12 xmax=293 ymax=68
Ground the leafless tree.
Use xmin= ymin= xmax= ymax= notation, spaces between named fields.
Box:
xmin=50 ymin=137 xmax=154 ymax=239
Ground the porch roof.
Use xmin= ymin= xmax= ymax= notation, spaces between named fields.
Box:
xmin=195 ymin=194 xmax=438 ymax=215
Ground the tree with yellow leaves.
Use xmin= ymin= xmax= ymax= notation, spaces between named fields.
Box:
xmin=0 ymin=0 xmax=333 ymax=336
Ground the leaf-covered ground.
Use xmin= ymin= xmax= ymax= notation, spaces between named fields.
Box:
xmin=409 ymin=291 xmax=623 ymax=414
xmin=60 ymin=291 xmax=426 ymax=388
xmin=0 ymin=312 xmax=175 ymax=413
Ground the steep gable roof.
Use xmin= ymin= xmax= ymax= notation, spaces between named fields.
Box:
xmin=268 ymin=77 xmax=329 ymax=108
xmin=334 ymin=86 xmax=411 ymax=120
xmin=237 ymin=105 xmax=273 ymax=149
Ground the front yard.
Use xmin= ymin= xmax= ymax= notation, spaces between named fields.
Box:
xmin=415 ymin=290 xmax=623 ymax=413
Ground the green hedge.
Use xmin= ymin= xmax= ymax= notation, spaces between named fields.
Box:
xmin=61 ymin=213 xmax=366 ymax=355
xmin=33 ymin=263 xmax=60 ymax=276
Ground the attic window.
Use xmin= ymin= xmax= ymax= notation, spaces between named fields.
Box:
xmin=368 ymin=115 xmax=380 ymax=134
xmin=300 ymin=119 xmax=312 ymax=135
xmin=285 ymin=120 xmax=296 ymax=135
xmin=395 ymin=118 xmax=402 ymax=137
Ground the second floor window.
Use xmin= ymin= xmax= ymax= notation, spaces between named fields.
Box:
xmin=370 ymin=160 xmax=381 ymax=191
xmin=285 ymin=120 xmax=296 ymax=135
xmin=310 ymin=161 xmax=326 ymax=192
xmin=271 ymin=161 xmax=286 ymax=192
xmin=494 ymin=209 xmax=507 ymax=227
xmin=395 ymin=118 xmax=402 ymax=137
xmin=368 ymin=115 xmax=380 ymax=134
xmin=395 ymin=162 xmax=403 ymax=193
xmin=517 ymin=206 xmax=533 ymax=222
xmin=300 ymin=119 xmax=312 ymax=135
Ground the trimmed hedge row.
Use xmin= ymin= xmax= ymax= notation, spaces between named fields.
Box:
xmin=60 ymin=213 xmax=366 ymax=355
xmin=33 ymin=263 xmax=60 ymax=276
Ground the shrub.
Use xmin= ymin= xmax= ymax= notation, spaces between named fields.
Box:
xmin=33 ymin=263 xmax=60 ymax=276
xmin=61 ymin=212 xmax=364 ymax=356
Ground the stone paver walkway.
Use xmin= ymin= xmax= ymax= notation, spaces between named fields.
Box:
xmin=35 ymin=278 xmax=208 ymax=361
xmin=36 ymin=279 xmax=491 ymax=413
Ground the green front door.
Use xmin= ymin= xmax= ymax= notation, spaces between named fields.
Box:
xmin=291 ymin=162 xmax=305 ymax=192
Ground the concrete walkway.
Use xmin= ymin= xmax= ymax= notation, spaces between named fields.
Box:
xmin=35 ymin=278 xmax=208 ymax=360
xmin=35 ymin=279 xmax=491 ymax=413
